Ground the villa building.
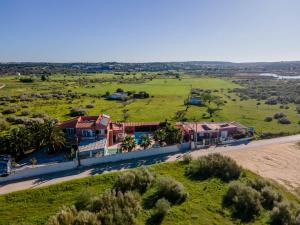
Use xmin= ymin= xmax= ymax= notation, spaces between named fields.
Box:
xmin=59 ymin=113 xmax=251 ymax=156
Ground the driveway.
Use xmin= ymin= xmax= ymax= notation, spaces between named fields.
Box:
xmin=0 ymin=134 xmax=300 ymax=195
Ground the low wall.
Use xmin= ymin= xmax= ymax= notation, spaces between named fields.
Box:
xmin=0 ymin=143 xmax=188 ymax=183
xmin=81 ymin=144 xmax=182 ymax=167
xmin=0 ymin=160 xmax=77 ymax=183
xmin=221 ymin=137 xmax=252 ymax=145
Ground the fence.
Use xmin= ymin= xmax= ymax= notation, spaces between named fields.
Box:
xmin=0 ymin=160 xmax=77 ymax=183
xmin=0 ymin=143 xmax=189 ymax=183
xmin=80 ymin=144 xmax=183 ymax=167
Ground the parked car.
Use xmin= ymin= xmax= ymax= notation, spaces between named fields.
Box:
xmin=0 ymin=155 xmax=12 ymax=177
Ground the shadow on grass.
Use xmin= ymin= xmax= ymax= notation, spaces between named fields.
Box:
xmin=222 ymin=199 xmax=258 ymax=223
xmin=143 ymin=192 xmax=160 ymax=209
xmin=146 ymin=213 xmax=164 ymax=225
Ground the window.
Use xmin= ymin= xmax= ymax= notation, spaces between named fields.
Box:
xmin=82 ymin=129 xmax=94 ymax=137
xmin=66 ymin=128 xmax=75 ymax=135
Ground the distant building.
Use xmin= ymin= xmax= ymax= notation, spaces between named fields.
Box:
xmin=107 ymin=92 xmax=128 ymax=100
xmin=188 ymin=96 xmax=202 ymax=105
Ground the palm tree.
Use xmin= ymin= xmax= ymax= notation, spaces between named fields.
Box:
xmin=43 ymin=121 xmax=65 ymax=153
xmin=140 ymin=135 xmax=151 ymax=149
xmin=120 ymin=135 xmax=136 ymax=152
xmin=8 ymin=126 xmax=32 ymax=159
xmin=165 ymin=125 xmax=183 ymax=145
xmin=154 ymin=129 xmax=166 ymax=146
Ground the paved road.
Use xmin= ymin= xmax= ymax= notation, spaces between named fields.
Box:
xmin=0 ymin=134 xmax=300 ymax=194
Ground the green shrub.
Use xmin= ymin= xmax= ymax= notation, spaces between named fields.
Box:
xmin=0 ymin=119 xmax=9 ymax=131
xmin=70 ymin=108 xmax=88 ymax=117
xmin=278 ymin=117 xmax=291 ymax=124
xmin=274 ymin=112 xmax=286 ymax=119
xmin=247 ymin=178 xmax=269 ymax=191
xmin=186 ymin=153 xmax=241 ymax=181
xmin=21 ymin=110 xmax=31 ymax=116
xmin=264 ymin=116 xmax=273 ymax=122
xmin=270 ymin=202 xmax=292 ymax=225
xmin=260 ymin=186 xmax=282 ymax=209
xmin=75 ymin=191 xmax=94 ymax=211
xmin=86 ymin=104 xmax=95 ymax=109
xmin=156 ymin=176 xmax=188 ymax=204
xmin=2 ymin=108 xmax=17 ymax=114
xmin=182 ymin=153 xmax=192 ymax=164
xmin=114 ymin=167 xmax=154 ymax=193
xmin=73 ymin=211 xmax=99 ymax=225
xmin=89 ymin=189 xmax=141 ymax=225
xmin=46 ymin=206 xmax=77 ymax=225
xmin=155 ymin=198 xmax=170 ymax=216
xmin=114 ymin=171 xmax=136 ymax=192
xmin=294 ymin=208 xmax=300 ymax=225
xmin=224 ymin=181 xmax=261 ymax=220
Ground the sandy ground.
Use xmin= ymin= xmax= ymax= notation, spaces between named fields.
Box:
xmin=222 ymin=143 xmax=300 ymax=193
xmin=0 ymin=135 xmax=300 ymax=195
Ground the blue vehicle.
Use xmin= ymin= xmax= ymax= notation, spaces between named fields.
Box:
xmin=0 ymin=155 xmax=12 ymax=177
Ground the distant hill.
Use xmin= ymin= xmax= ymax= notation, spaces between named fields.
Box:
xmin=1 ymin=61 xmax=300 ymax=75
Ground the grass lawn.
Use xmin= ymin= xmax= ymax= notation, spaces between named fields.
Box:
xmin=0 ymin=75 xmax=299 ymax=134
xmin=0 ymin=161 xmax=298 ymax=225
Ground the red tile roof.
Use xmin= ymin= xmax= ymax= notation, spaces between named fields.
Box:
xmin=124 ymin=122 xmax=160 ymax=127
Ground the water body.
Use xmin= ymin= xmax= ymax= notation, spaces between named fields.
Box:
xmin=260 ymin=73 xmax=300 ymax=80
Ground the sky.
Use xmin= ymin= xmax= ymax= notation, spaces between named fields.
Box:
xmin=0 ymin=0 xmax=300 ymax=63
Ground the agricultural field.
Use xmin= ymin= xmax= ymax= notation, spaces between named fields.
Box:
xmin=0 ymin=73 xmax=299 ymax=136
xmin=0 ymin=160 xmax=299 ymax=225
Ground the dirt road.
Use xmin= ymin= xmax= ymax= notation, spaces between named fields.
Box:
xmin=0 ymin=134 xmax=300 ymax=195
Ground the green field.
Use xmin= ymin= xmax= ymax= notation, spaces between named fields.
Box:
xmin=0 ymin=74 xmax=299 ymax=135
xmin=0 ymin=161 xmax=298 ymax=225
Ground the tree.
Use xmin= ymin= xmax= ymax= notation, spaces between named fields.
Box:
xmin=207 ymin=107 xmax=215 ymax=117
xmin=140 ymin=135 xmax=151 ymax=149
xmin=43 ymin=121 xmax=66 ymax=153
xmin=120 ymin=135 xmax=136 ymax=152
xmin=154 ymin=129 xmax=167 ymax=146
xmin=164 ymin=125 xmax=183 ymax=145
xmin=8 ymin=126 xmax=32 ymax=158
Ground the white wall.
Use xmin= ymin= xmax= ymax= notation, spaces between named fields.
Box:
xmin=81 ymin=145 xmax=181 ymax=167
xmin=0 ymin=160 xmax=77 ymax=183
xmin=0 ymin=144 xmax=186 ymax=183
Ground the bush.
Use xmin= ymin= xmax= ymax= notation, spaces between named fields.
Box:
xmin=73 ymin=211 xmax=99 ymax=225
xmin=278 ymin=117 xmax=291 ymax=124
xmin=297 ymin=106 xmax=300 ymax=114
xmin=2 ymin=108 xmax=17 ymax=114
xmin=114 ymin=171 xmax=136 ymax=192
xmin=114 ymin=167 xmax=154 ymax=193
xmin=270 ymin=202 xmax=292 ymax=225
xmin=155 ymin=198 xmax=170 ymax=216
xmin=21 ymin=110 xmax=31 ymax=116
xmin=264 ymin=116 xmax=273 ymax=122
xmin=86 ymin=104 xmax=95 ymax=109
xmin=274 ymin=112 xmax=286 ymax=119
xmin=247 ymin=178 xmax=269 ymax=192
xmin=89 ymin=189 xmax=141 ymax=225
xmin=75 ymin=191 xmax=94 ymax=211
xmin=0 ymin=119 xmax=9 ymax=131
xmin=32 ymin=112 xmax=47 ymax=118
xmin=182 ymin=153 xmax=192 ymax=164
xmin=70 ymin=108 xmax=88 ymax=117
xmin=46 ymin=206 xmax=77 ymax=225
xmin=185 ymin=154 xmax=241 ymax=181
xmin=260 ymin=186 xmax=282 ymax=209
xmin=224 ymin=182 xmax=261 ymax=220
xmin=294 ymin=208 xmax=300 ymax=225
xmin=156 ymin=176 xmax=188 ymax=204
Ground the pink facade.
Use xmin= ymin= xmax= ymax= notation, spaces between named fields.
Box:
xmin=60 ymin=114 xmax=248 ymax=147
